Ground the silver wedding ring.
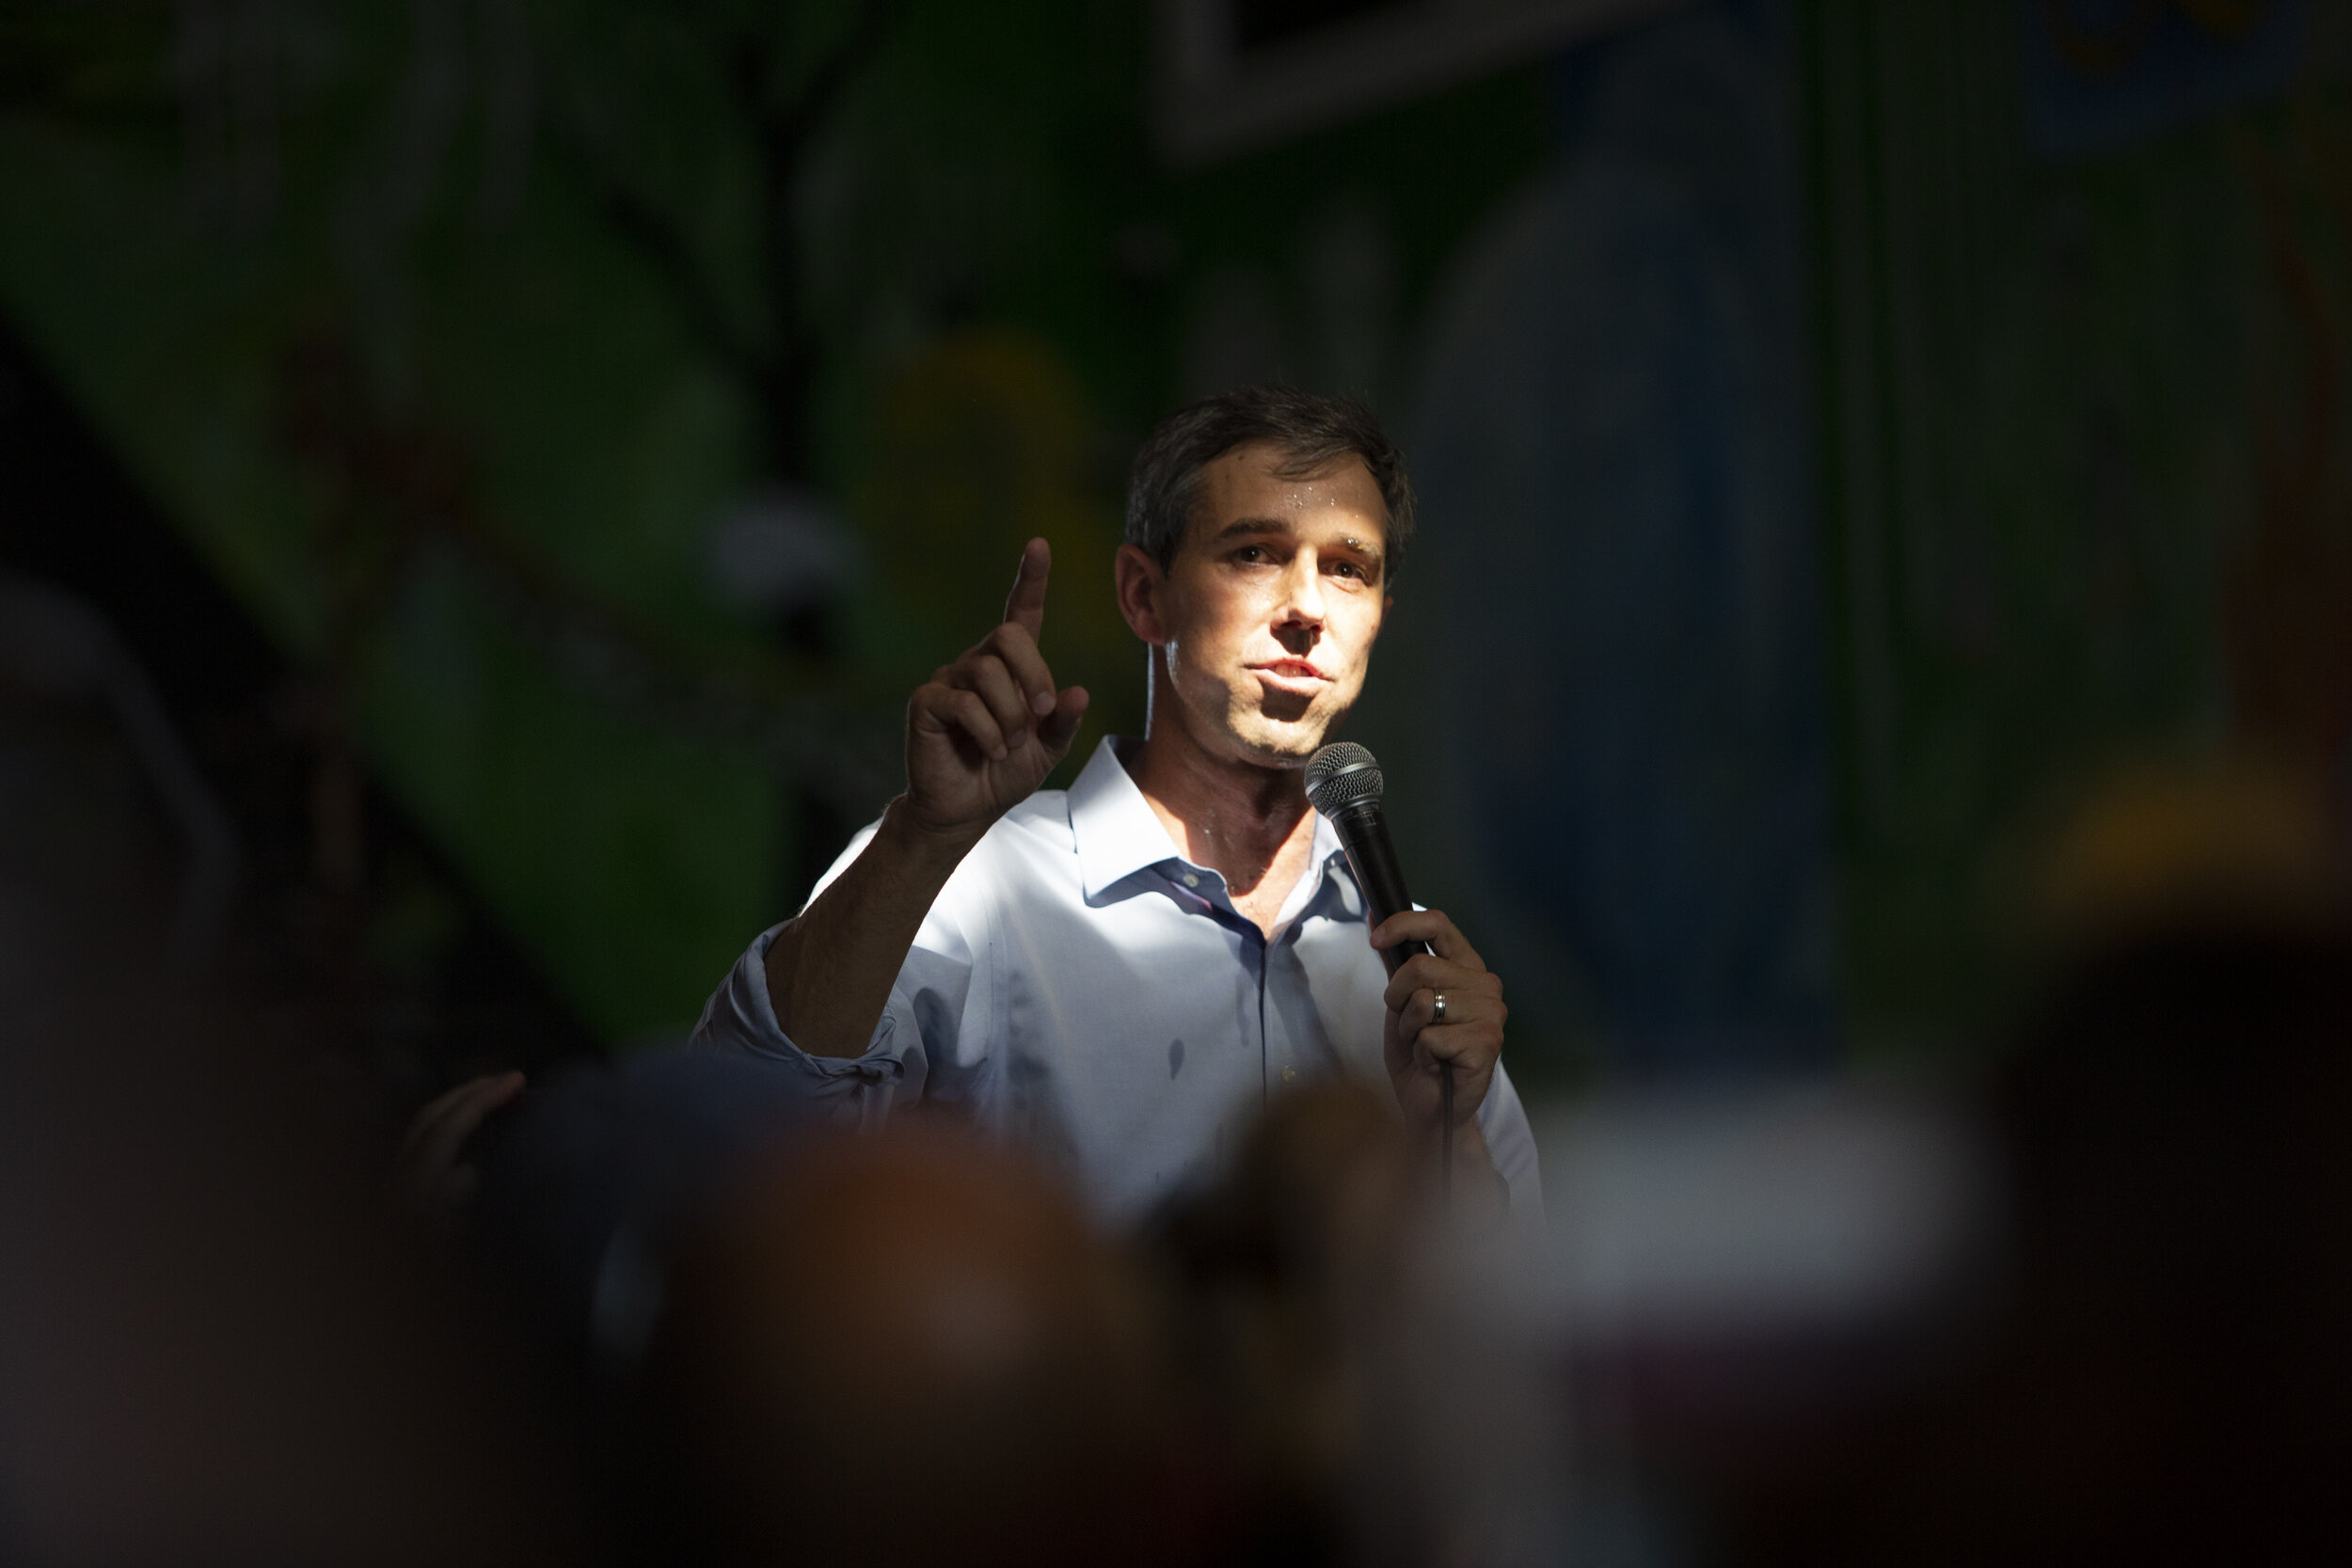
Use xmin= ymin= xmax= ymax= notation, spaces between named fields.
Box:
xmin=1431 ymin=990 xmax=1447 ymax=1024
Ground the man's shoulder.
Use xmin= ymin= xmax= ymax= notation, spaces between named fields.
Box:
xmin=816 ymin=788 xmax=1075 ymax=912
xmin=951 ymin=787 xmax=1075 ymax=878
xmin=1002 ymin=784 xmax=1074 ymax=831
xmin=911 ymin=789 xmax=1075 ymax=927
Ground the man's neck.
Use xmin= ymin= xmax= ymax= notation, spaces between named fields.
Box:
xmin=1121 ymin=723 xmax=1318 ymax=926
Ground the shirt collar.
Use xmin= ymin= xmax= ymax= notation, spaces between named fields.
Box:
xmin=1292 ymin=807 xmax=1359 ymax=925
xmin=1068 ymin=736 xmax=1186 ymax=901
xmin=1066 ymin=736 xmax=1358 ymax=915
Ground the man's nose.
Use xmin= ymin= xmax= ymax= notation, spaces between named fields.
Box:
xmin=1271 ymin=557 xmax=1324 ymax=654
xmin=1279 ymin=550 xmax=1327 ymax=624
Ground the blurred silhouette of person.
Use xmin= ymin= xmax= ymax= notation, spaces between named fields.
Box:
xmin=0 ymin=983 xmax=591 ymax=1568
xmin=628 ymin=1122 xmax=1203 ymax=1568
xmin=1149 ymin=1079 xmax=1433 ymax=1568
xmin=0 ymin=580 xmax=585 ymax=1567
xmin=693 ymin=387 xmax=1537 ymax=1225
xmin=454 ymin=1052 xmax=826 ymax=1385
xmin=1718 ymin=761 xmax=2352 ymax=1567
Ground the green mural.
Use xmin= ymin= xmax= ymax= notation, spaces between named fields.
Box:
xmin=1802 ymin=0 xmax=2352 ymax=1045
xmin=0 ymin=0 xmax=1547 ymax=1048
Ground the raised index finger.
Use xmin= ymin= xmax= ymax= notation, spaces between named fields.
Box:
xmin=1003 ymin=537 xmax=1051 ymax=640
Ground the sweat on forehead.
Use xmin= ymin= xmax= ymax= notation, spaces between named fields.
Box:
xmin=1168 ymin=453 xmax=1390 ymax=571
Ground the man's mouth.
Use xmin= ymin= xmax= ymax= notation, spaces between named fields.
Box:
xmin=1248 ymin=658 xmax=1328 ymax=694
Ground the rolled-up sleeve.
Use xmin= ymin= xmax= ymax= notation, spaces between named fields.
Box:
xmin=687 ymin=822 xmax=966 ymax=1128
xmin=687 ymin=920 xmax=926 ymax=1128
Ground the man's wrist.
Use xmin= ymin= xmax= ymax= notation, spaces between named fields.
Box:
xmin=874 ymin=795 xmax=988 ymax=877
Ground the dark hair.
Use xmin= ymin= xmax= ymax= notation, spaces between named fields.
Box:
xmin=1123 ymin=386 xmax=1416 ymax=574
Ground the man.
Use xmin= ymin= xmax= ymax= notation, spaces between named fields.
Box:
xmin=694 ymin=387 xmax=1538 ymax=1223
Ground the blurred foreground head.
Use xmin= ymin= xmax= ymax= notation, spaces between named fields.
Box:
xmin=1972 ymin=766 xmax=2352 ymax=1562
xmin=640 ymin=1124 xmax=1187 ymax=1568
xmin=1724 ymin=758 xmax=2352 ymax=1566
xmin=1152 ymin=1080 xmax=1478 ymax=1568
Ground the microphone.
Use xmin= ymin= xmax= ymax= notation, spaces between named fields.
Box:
xmin=1306 ymin=742 xmax=1454 ymax=1194
xmin=1304 ymin=742 xmax=1426 ymax=974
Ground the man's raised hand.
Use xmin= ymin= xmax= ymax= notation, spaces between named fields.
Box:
xmin=766 ymin=539 xmax=1088 ymax=1059
xmin=901 ymin=538 xmax=1090 ymax=847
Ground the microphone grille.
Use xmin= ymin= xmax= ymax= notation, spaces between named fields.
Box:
xmin=1305 ymin=742 xmax=1384 ymax=815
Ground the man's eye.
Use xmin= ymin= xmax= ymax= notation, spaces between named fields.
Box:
xmin=1234 ymin=546 xmax=1267 ymax=563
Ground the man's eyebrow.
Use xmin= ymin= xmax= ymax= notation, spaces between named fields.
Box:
xmin=1208 ymin=515 xmax=1295 ymax=543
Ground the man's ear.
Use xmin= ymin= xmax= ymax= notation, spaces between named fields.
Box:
xmin=1114 ymin=543 xmax=1169 ymax=645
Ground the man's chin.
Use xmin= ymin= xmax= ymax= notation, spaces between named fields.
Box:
xmin=1226 ymin=716 xmax=1337 ymax=769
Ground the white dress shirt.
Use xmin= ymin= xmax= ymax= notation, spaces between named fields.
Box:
xmin=691 ymin=736 xmax=1542 ymax=1226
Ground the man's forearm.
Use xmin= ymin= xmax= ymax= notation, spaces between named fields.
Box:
xmin=761 ymin=800 xmax=977 ymax=1058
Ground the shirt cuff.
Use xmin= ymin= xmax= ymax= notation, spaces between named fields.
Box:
xmin=690 ymin=922 xmax=906 ymax=1086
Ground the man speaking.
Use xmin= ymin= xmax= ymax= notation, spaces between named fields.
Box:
xmin=693 ymin=387 xmax=1538 ymax=1223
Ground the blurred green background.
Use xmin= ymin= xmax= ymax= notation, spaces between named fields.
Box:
xmin=2 ymin=0 xmax=2346 ymax=1086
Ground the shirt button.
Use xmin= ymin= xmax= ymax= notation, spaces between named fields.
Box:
xmin=1182 ymin=872 xmax=1200 ymax=888
xmin=1281 ymin=1067 xmax=1297 ymax=1084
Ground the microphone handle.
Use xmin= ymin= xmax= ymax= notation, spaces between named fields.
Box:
xmin=1332 ymin=802 xmax=1451 ymax=1201
xmin=1331 ymin=802 xmax=1429 ymax=974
